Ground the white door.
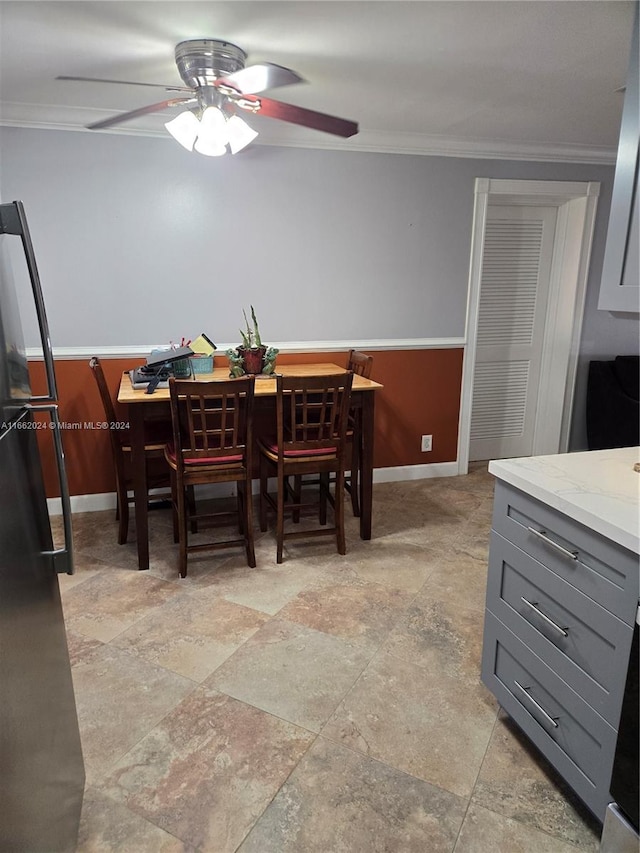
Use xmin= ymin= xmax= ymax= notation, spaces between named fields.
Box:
xmin=469 ymin=204 xmax=558 ymax=461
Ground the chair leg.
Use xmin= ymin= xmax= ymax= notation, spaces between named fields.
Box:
xmin=292 ymin=475 xmax=302 ymax=523
xmin=187 ymin=485 xmax=198 ymax=533
xmin=319 ymin=472 xmax=329 ymax=525
xmin=242 ymin=479 xmax=256 ymax=568
xmin=335 ymin=468 xmax=347 ymax=556
xmin=236 ymin=489 xmax=245 ymax=535
xmin=116 ymin=480 xmax=129 ymax=545
xmin=170 ymin=473 xmax=179 ymax=544
xmin=350 ymin=431 xmax=361 ymax=517
xmin=176 ymin=481 xmax=188 ymax=578
xmin=276 ymin=468 xmax=285 ymax=564
xmin=259 ymin=455 xmax=268 ymax=533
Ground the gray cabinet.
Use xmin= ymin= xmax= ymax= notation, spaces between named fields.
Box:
xmin=481 ymin=480 xmax=637 ymax=821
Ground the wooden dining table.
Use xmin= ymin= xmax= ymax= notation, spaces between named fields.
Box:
xmin=117 ymin=362 xmax=383 ymax=570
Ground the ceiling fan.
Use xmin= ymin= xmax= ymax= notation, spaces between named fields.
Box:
xmin=57 ymin=39 xmax=359 ymax=155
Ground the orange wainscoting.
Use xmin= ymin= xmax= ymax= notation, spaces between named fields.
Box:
xmin=28 ymin=348 xmax=464 ymax=498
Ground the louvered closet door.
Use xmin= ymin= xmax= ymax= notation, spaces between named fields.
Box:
xmin=469 ymin=205 xmax=557 ymax=461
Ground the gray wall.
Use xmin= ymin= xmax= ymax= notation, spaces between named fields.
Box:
xmin=1 ymin=126 xmax=638 ymax=449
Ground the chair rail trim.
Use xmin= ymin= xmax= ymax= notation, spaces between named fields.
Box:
xmin=27 ymin=338 xmax=466 ymax=361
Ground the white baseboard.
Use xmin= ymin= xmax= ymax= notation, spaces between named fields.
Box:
xmin=371 ymin=462 xmax=459 ymax=483
xmin=49 ymin=492 xmax=117 ymax=515
xmin=46 ymin=462 xmax=459 ymax=516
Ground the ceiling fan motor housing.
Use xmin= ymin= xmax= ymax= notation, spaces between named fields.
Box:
xmin=175 ymin=39 xmax=247 ymax=89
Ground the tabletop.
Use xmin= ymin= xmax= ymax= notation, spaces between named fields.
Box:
xmin=117 ymin=362 xmax=383 ymax=404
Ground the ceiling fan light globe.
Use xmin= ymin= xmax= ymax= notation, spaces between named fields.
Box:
xmin=199 ymin=106 xmax=228 ymax=143
xmin=226 ymin=115 xmax=259 ymax=154
xmin=193 ymin=136 xmax=227 ymax=157
xmin=164 ymin=110 xmax=199 ymax=150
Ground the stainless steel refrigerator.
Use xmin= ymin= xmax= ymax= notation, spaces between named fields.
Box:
xmin=0 ymin=201 xmax=85 ymax=851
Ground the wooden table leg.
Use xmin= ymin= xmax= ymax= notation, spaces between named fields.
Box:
xmin=128 ymin=405 xmax=150 ymax=570
xmin=359 ymin=391 xmax=375 ymax=540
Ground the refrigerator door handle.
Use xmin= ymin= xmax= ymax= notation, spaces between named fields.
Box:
xmin=26 ymin=404 xmax=74 ymax=574
xmin=0 ymin=201 xmax=58 ymax=403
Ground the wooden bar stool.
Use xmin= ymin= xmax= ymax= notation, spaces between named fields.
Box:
xmin=165 ymin=376 xmax=256 ymax=578
xmin=258 ymin=372 xmax=353 ymax=563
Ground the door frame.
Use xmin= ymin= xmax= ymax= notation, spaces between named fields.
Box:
xmin=457 ymin=178 xmax=600 ymax=475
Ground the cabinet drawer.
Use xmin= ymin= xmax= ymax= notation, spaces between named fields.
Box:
xmin=487 ymin=532 xmax=633 ymax=725
xmin=481 ymin=611 xmax=617 ymax=821
xmin=492 ymin=481 xmax=638 ymax=623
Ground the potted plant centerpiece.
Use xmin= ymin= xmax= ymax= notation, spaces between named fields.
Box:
xmin=227 ymin=306 xmax=278 ymax=376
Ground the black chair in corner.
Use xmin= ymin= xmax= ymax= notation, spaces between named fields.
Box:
xmin=586 ymin=355 xmax=640 ymax=450
xmin=89 ymin=356 xmax=172 ymax=544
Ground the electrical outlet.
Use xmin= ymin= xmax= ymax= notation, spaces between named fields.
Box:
xmin=421 ymin=434 xmax=432 ymax=452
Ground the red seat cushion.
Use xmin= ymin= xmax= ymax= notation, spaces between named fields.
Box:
xmin=165 ymin=445 xmax=243 ymax=465
xmin=261 ymin=439 xmax=337 ymax=457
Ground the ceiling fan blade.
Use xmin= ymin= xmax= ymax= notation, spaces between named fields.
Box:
xmin=236 ymin=95 xmax=358 ymax=138
xmin=217 ymin=63 xmax=303 ymax=95
xmin=86 ymin=97 xmax=196 ymax=130
xmin=57 ymin=75 xmax=191 ymax=93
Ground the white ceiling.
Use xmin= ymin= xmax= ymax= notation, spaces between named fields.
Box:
xmin=0 ymin=0 xmax=635 ymax=163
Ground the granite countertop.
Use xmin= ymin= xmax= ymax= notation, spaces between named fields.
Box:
xmin=488 ymin=447 xmax=640 ymax=555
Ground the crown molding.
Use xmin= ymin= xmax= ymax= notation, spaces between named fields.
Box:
xmin=0 ymin=101 xmax=616 ymax=165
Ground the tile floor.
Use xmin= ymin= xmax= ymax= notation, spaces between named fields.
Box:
xmin=57 ymin=465 xmax=603 ymax=852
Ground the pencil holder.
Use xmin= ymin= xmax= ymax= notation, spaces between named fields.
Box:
xmin=172 ymin=358 xmax=192 ymax=379
xmin=189 ymin=355 xmax=214 ymax=374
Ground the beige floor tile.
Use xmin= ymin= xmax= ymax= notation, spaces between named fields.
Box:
xmin=322 ymin=651 xmax=498 ymax=798
xmin=205 ymin=549 xmax=324 ymax=614
xmin=419 ymin=546 xmax=489 ymax=612
xmin=383 ymin=592 xmax=485 ymax=682
xmin=323 ymin=537 xmax=438 ymax=592
xmin=468 ymin=495 xmax=495 ymax=523
xmin=58 ymin=554 xmax=109 ymax=592
xmin=376 ymin=479 xmax=486 ymax=515
xmin=70 ymin=509 xmax=175 ymax=573
xmin=97 ymin=689 xmax=314 ymax=852
xmin=277 ymin=576 xmax=413 ymax=649
xmin=472 ymin=714 xmax=601 ymax=850
xmin=370 ymin=499 xmax=465 ymax=548
xmin=58 ymin=469 xmax=600 ymax=851
xmin=77 ymin=787 xmax=192 ymax=852
xmin=61 ymin=570 xmax=183 ymax=642
xmin=207 ymin=618 xmax=374 ymax=732
xmin=71 ymin=644 xmax=195 ymax=785
xmin=239 ymin=736 xmax=467 ymax=853
xmin=452 ymin=515 xmax=492 ymax=560
xmin=143 ymin=510 xmax=265 ymax=586
xmin=454 ymin=803 xmax=595 ymax=853
xmin=111 ymin=593 xmax=270 ymax=682
xmin=444 ymin=463 xmax=495 ymax=494
xmin=66 ymin=630 xmax=105 ymax=667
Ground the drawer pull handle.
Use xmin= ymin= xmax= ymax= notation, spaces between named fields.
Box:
xmin=527 ymin=527 xmax=578 ymax=561
xmin=513 ymin=680 xmax=559 ymax=729
xmin=520 ymin=597 xmax=569 ymax=637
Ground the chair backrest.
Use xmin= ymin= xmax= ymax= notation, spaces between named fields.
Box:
xmin=168 ymin=377 xmax=255 ymax=467
xmin=89 ymin=356 xmax=129 ymax=492
xmin=275 ymin=372 xmax=353 ymax=457
xmin=347 ymin=349 xmax=373 ymax=379
xmin=89 ymin=356 xmax=118 ymax=424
